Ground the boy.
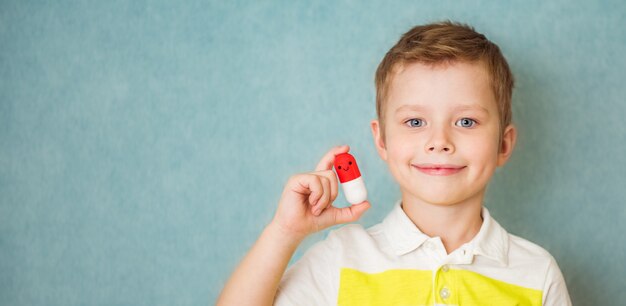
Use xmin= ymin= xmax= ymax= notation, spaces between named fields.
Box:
xmin=217 ymin=21 xmax=571 ymax=305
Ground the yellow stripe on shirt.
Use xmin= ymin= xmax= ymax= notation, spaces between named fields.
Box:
xmin=338 ymin=267 xmax=542 ymax=306
xmin=338 ymin=268 xmax=433 ymax=305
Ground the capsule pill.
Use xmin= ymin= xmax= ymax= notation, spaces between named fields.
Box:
xmin=333 ymin=152 xmax=368 ymax=204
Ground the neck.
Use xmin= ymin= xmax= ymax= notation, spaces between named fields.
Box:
xmin=401 ymin=191 xmax=484 ymax=255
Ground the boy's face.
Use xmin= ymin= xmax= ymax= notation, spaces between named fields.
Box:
xmin=371 ymin=61 xmax=516 ymax=206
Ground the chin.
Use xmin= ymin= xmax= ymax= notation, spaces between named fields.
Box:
xmin=406 ymin=189 xmax=463 ymax=206
xmin=422 ymin=196 xmax=462 ymax=206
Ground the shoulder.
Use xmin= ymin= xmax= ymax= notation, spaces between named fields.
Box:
xmin=274 ymin=222 xmax=386 ymax=306
xmin=286 ymin=222 xmax=384 ymax=264
xmin=327 ymin=220 xmax=390 ymax=248
xmin=484 ymin=210 xmax=556 ymax=268
xmin=327 ymin=222 xmax=382 ymax=241
xmin=503 ymin=230 xmax=561 ymax=278
xmin=507 ymin=233 xmax=555 ymax=263
xmin=505 ymin=233 xmax=572 ymax=305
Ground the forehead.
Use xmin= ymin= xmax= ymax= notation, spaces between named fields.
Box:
xmin=386 ymin=61 xmax=496 ymax=115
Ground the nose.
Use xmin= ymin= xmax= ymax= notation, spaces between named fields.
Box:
xmin=425 ymin=127 xmax=455 ymax=154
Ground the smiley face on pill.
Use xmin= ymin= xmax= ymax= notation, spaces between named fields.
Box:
xmin=337 ymin=161 xmax=351 ymax=171
xmin=333 ymin=152 xmax=367 ymax=204
xmin=334 ymin=153 xmax=361 ymax=183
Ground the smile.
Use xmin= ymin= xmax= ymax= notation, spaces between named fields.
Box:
xmin=412 ymin=164 xmax=466 ymax=176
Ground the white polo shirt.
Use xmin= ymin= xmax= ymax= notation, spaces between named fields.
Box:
xmin=274 ymin=200 xmax=571 ymax=306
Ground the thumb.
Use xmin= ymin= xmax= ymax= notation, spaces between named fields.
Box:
xmin=332 ymin=201 xmax=371 ymax=224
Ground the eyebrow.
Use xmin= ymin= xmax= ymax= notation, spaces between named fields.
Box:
xmin=394 ymin=104 xmax=428 ymax=113
xmin=453 ymin=105 xmax=490 ymax=114
xmin=394 ymin=104 xmax=489 ymax=114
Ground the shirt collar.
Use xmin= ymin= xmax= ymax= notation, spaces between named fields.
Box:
xmin=382 ymin=199 xmax=509 ymax=266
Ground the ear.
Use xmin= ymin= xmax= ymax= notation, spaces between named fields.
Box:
xmin=497 ymin=124 xmax=517 ymax=167
xmin=370 ymin=119 xmax=388 ymax=161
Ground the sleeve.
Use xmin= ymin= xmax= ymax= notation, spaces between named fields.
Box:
xmin=273 ymin=230 xmax=340 ymax=306
xmin=542 ymin=255 xmax=572 ymax=306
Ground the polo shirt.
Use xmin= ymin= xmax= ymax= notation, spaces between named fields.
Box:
xmin=274 ymin=200 xmax=571 ymax=306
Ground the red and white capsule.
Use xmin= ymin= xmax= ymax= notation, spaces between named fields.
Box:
xmin=333 ymin=152 xmax=367 ymax=205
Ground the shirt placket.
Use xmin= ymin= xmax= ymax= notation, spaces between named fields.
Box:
xmin=434 ymin=263 xmax=456 ymax=305
xmin=428 ymin=241 xmax=471 ymax=305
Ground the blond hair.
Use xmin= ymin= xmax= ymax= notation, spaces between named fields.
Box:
xmin=375 ymin=21 xmax=514 ymax=144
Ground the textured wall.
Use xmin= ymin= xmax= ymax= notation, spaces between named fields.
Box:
xmin=1 ymin=1 xmax=624 ymax=305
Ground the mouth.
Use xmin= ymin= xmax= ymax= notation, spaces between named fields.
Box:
xmin=412 ymin=164 xmax=466 ymax=176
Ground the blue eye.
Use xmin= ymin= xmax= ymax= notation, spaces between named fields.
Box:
xmin=405 ymin=119 xmax=424 ymax=128
xmin=456 ymin=118 xmax=476 ymax=128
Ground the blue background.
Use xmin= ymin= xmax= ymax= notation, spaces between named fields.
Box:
xmin=1 ymin=1 xmax=625 ymax=305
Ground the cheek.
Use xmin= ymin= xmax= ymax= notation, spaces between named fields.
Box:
xmin=462 ymin=136 xmax=499 ymax=167
xmin=386 ymin=135 xmax=415 ymax=159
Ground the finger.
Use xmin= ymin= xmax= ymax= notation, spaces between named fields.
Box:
xmin=332 ymin=201 xmax=371 ymax=224
xmin=315 ymin=145 xmax=350 ymax=172
xmin=312 ymin=176 xmax=331 ymax=216
xmin=312 ymin=169 xmax=339 ymax=204
xmin=290 ymin=174 xmax=324 ymax=206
